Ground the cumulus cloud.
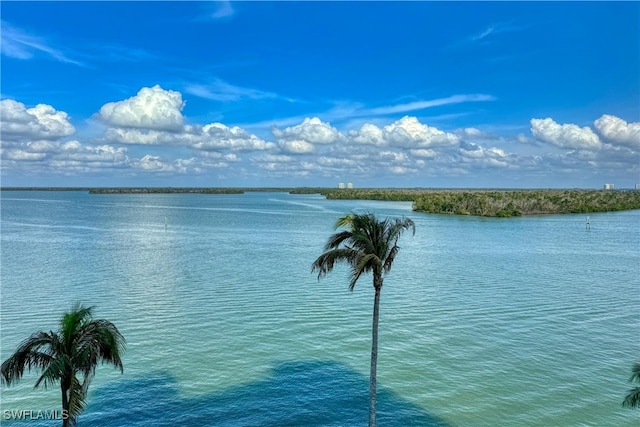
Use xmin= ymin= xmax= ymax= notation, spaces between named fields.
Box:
xmin=195 ymin=123 xmax=276 ymax=151
xmin=0 ymin=99 xmax=75 ymax=141
xmin=410 ymin=148 xmax=437 ymax=158
xmin=457 ymin=141 xmax=510 ymax=168
xmin=347 ymin=116 xmax=459 ymax=148
xmin=1 ymin=138 xmax=129 ymax=173
xmin=593 ymin=114 xmax=640 ymax=149
xmin=530 ymin=118 xmax=601 ymax=150
xmin=104 ymin=128 xmax=175 ymax=145
xmin=316 ymin=156 xmax=358 ymax=167
xmin=379 ymin=150 xmax=410 ymax=163
xmin=383 ymin=116 xmax=459 ymax=148
xmin=272 ymin=117 xmax=344 ymax=145
xmin=104 ymin=118 xmax=275 ymax=153
xmin=279 ymin=140 xmax=315 ymax=154
xmin=136 ymin=155 xmax=176 ymax=172
xmin=348 ymin=123 xmax=385 ymax=146
xmin=98 ymin=85 xmax=185 ymax=132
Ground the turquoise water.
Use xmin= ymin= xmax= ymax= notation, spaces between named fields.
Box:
xmin=1 ymin=191 xmax=638 ymax=426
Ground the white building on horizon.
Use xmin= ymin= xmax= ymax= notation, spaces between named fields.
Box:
xmin=338 ymin=182 xmax=345 ymax=189
xmin=603 ymin=183 xmax=615 ymax=190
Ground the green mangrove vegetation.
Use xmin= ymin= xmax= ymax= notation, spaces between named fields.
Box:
xmin=318 ymin=189 xmax=640 ymax=217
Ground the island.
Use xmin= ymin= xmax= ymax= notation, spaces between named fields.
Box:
xmin=290 ymin=188 xmax=640 ymax=217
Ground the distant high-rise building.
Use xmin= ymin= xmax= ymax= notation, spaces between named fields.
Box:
xmin=338 ymin=182 xmax=345 ymax=189
xmin=635 ymin=184 xmax=640 ymax=190
xmin=603 ymin=183 xmax=615 ymax=190
xmin=347 ymin=183 xmax=353 ymax=189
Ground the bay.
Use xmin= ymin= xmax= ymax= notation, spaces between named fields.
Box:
xmin=1 ymin=191 xmax=638 ymax=426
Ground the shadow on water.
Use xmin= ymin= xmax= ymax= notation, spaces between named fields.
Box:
xmin=72 ymin=360 xmax=449 ymax=427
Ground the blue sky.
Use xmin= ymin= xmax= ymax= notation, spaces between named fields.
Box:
xmin=1 ymin=1 xmax=639 ymax=188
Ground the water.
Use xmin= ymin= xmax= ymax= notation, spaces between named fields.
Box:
xmin=1 ymin=191 xmax=638 ymax=426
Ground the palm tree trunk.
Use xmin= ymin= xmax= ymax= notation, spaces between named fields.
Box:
xmin=369 ymin=274 xmax=383 ymax=427
xmin=61 ymin=382 xmax=69 ymax=427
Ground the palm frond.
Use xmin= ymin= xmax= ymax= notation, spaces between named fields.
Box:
xmin=383 ymin=245 xmax=400 ymax=273
xmin=312 ymin=248 xmax=359 ymax=279
xmin=629 ymin=362 xmax=640 ymax=383
xmin=334 ymin=214 xmax=354 ymax=230
xmin=623 ymin=386 xmax=640 ymax=408
xmin=1 ymin=331 xmax=56 ymax=386
xmin=67 ymin=375 xmax=87 ymax=424
xmin=324 ymin=230 xmax=354 ymax=251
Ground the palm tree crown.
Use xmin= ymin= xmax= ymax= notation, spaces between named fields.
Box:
xmin=312 ymin=212 xmax=415 ymax=290
xmin=1 ymin=303 xmax=125 ymax=426
xmin=312 ymin=212 xmax=415 ymax=427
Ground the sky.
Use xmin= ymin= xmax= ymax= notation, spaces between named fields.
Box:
xmin=1 ymin=1 xmax=639 ymax=189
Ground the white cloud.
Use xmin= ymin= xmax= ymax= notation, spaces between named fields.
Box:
xmin=530 ymin=118 xmax=601 ymax=150
xmin=279 ymin=140 xmax=315 ymax=154
xmin=104 ymin=128 xmax=171 ymax=145
xmin=593 ymin=114 xmax=640 ymax=149
xmin=0 ymin=99 xmax=75 ymax=141
xmin=98 ymin=85 xmax=185 ymax=132
xmin=98 ymin=87 xmax=275 ymax=152
xmin=195 ymin=123 xmax=276 ymax=151
xmin=136 ymin=155 xmax=176 ymax=172
xmin=458 ymin=142 xmax=510 ymax=168
xmin=1 ymin=138 xmax=129 ymax=172
xmin=252 ymin=154 xmax=295 ymax=163
xmin=199 ymin=151 xmax=240 ymax=162
xmin=379 ymin=151 xmax=409 ymax=163
xmin=410 ymin=148 xmax=437 ymax=158
xmin=383 ymin=116 xmax=459 ymax=148
xmin=316 ymin=156 xmax=358 ymax=167
xmin=349 ymin=123 xmax=386 ymax=146
xmin=390 ymin=166 xmax=412 ymax=174
xmin=367 ymin=94 xmax=495 ymax=116
xmin=454 ymin=127 xmax=499 ymax=142
xmin=347 ymin=116 xmax=459 ymax=149
xmin=273 ymin=117 xmax=343 ymax=145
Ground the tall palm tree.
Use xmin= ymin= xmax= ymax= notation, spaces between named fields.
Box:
xmin=623 ymin=362 xmax=640 ymax=408
xmin=312 ymin=212 xmax=415 ymax=427
xmin=1 ymin=303 xmax=125 ymax=426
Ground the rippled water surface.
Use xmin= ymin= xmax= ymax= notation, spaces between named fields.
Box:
xmin=1 ymin=191 xmax=638 ymax=426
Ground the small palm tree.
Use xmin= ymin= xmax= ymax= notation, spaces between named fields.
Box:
xmin=1 ymin=304 xmax=125 ymax=426
xmin=623 ymin=362 xmax=640 ymax=408
xmin=312 ymin=212 xmax=415 ymax=427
